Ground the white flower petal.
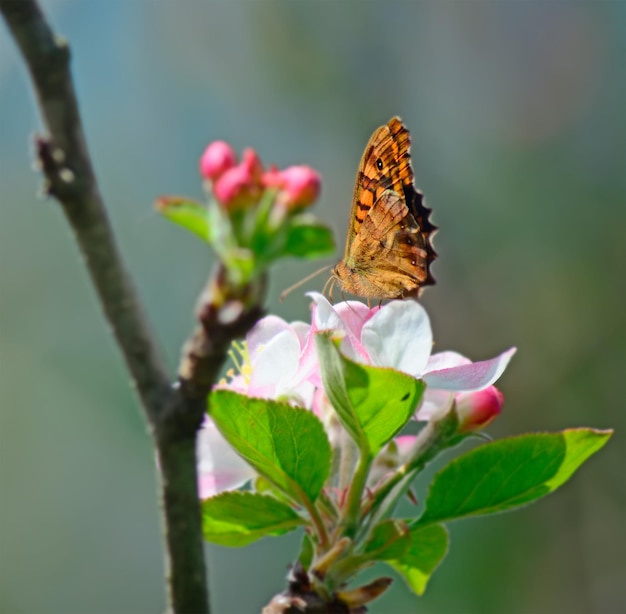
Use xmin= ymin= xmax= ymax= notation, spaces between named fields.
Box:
xmin=415 ymin=388 xmax=454 ymax=421
xmin=423 ymin=347 xmax=517 ymax=392
xmin=291 ymin=321 xmax=311 ymax=349
xmin=247 ymin=315 xmax=292 ymax=356
xmin=425 ymin=351 xmax=471 ymax=371
xmin=307 ymin=292 xmax=369 ymax=362
xmin=196 ymin=419 xmax=255 ymax=498
xmin=361 ymin=300 xmax=433 ymax=376
xmin=249 ymin=329 xmax=300 ymax=392
xmin=308 ymin=292 xmax=341 ymax=330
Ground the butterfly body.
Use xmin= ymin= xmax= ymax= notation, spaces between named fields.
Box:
xmin=331 ymin=117 xmax=437 ymax=300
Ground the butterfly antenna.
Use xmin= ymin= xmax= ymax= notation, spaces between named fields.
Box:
xmin=279 ymin=265 xmax=331 ymax=302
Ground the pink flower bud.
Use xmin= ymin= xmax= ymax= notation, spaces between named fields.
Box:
xmin=240 ymin=148 xmax=264 ymax=183
xmin=455 ymin=386 xmax=504 ymax=433
xmin=278 ymin=165 xmax=321 ymax=210
xmin=199 ymin=140 xmax=237 ymax=180
xmin=212 ymin=148 xmax=265 ymax=209
xmin=213 ymin=164 xmax=257 ymax=209
xmin=261 ymin=166 xmax=285 ymax=189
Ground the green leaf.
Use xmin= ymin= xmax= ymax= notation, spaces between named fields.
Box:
xmin=209 ymin=390 xmax=332 ymax=505
xmin=202 ymin=491 xmax=305 ymax=547
xmin=283 ymin=214 xmax=335 ymax=259
xmin=155 ymin=196 xmax=210 ymax=242
xmin=387 ymin=524 xmax=449 ymax=595
xmin=362 ymin=519 xmax=410 ymax=561
xmin=417 ymin=428 xmax=613 ymax=526
xmin=315 ymin=332 xmax=424 ymax=456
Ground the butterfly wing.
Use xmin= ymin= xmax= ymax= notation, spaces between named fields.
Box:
xmin=341 ymin=190 xmax=432 ymax=298
xmin=336 ymin=117 xmax=437 ymax=299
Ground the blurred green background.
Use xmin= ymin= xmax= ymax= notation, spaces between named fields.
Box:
xmin=1 ymin=2 xmax=624 ymax=613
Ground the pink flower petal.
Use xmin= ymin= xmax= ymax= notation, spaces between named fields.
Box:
xmin=425 ymin=351 xmax=471 ymax=371
xmin=423 ymin=347 xmax=517 ymax=392
xmin=395 ymin=435 xmax=417 ymax=460
xmin=308 ymin=292 xmax=370 ymax=362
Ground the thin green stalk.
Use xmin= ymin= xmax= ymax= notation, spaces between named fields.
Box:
xmin=301 ymin=494 xmax=330 ymax=550
xmin=341 ymin=452 xmax=372 ymax=539
xmin=363 ymin=417 xmax=458 ymax=530
xmin=338 ymin=429 xmax=358 ymax=492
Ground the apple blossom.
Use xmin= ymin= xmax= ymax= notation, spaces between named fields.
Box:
xmin=308 ymin=292 xmax=516 ymax=425
xmin=217 ymin=314 xmax=315 ymax=408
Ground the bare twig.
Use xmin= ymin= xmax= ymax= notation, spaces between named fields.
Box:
xmin=0 ymin=2 xmax=266 ymax=612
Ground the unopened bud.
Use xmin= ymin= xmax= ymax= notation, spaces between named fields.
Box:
xmin=277 ymin=165 xmax=321 ymax=210
xmin=455 ymin=386 xmax=504 ymax=433
xmin=199 ymin=140 xmax=237 ymax=180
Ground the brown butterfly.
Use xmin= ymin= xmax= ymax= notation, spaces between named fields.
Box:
xmin=329 ymin=117 xmax=437 ymax=300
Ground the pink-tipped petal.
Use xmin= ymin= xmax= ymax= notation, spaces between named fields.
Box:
xmin=333 ymin=301 xmax=379 ymax=340
xmin=423 ymin=347 xmax=517 ymax=392
xmin=307 ymin=293 xmax=369 ymax=362
xmin=425 ymin=351 xmax=471 ymax=371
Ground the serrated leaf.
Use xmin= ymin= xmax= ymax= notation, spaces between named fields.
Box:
xmin=387 ymin=524 xmax=449 ymax=595
xmin=201 ymin=491 xmax=305 ymax=546
xmin=417 ymin=428 xmax=613 ymax=526
xmin=362 ymin=519 xmax=410 ymax=561
xmin=283 ymin=215 xmax=335 ymax=259
xmin=209 ymin=390 xmax=332 ymax=505
xmin=155 ymin=196 xmax=210 ymax=242
xmin=315 ymin=332 xmax=424 ymax=456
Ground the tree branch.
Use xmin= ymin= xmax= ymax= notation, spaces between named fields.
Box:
xmin=0 ymin=2 xmax=267 ymax=612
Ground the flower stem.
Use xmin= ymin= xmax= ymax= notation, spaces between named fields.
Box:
xmin=342 ymin=451 xmax=372 ymax=539
xmin=364 ymin=417 xmax=456 ymax=527
xmin=338 ymin=429 xmax=358 ymax=492
xmin=301 ymin=494 xmax=330 ymax=550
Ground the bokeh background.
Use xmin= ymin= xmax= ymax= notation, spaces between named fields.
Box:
xmin=1 ymin=2 xmax=624 ymax=613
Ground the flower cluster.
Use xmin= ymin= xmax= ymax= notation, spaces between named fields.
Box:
xmin=199 ymin=140 xmax=320 ymax=212
xmin=159 ymin=138 xmax=333 ymax=292
xmin=198 ymin=293 xmax=516 ymax=497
